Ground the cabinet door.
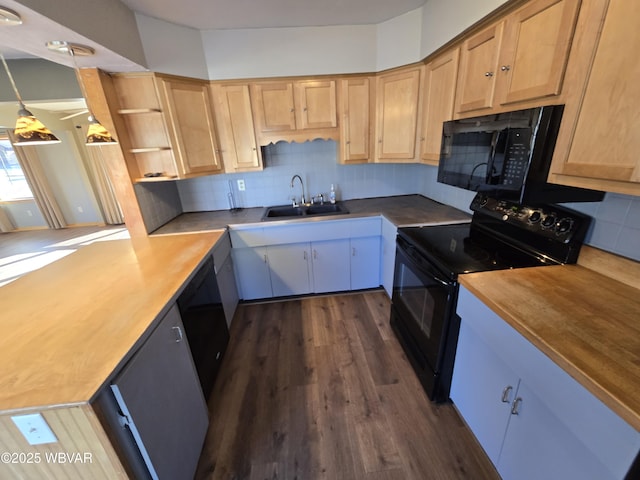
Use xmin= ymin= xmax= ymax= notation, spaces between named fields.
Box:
xmin=498 ymin=381 xmax=614 ymax=480
xmin=232 ymin=247 xmax=272 ymax=300
xmin=111 ymin=304 xmax=208 ymax=480
xmin=455 ymin=22 xmax=503 ymax=114
xmin=268 ymin=243 xmax=311 ymax=297
xmin=450 ymin=318 xmax=519 ymax=465
xmin=375 ymin=66 xmax=423 ymax=162
xmin=420 ymin=48 xmax=459 ymax=164
xmin=161 ymin=79 xmax=223 ymax=175
xmin=311 ymin=239 xmax=350 ymax=293
xmin=338 ymin=76 xmax=373 ymax=164
xmin=497 ymin=0 xmax=580 ymax=106
xmin=295 ymin=80 xmax=337 ymax=129
xmin=250 ymin=82 xmax=297 ymax=132
xmin=350 ymin=236 xmax=381 ymax=290
xmin=217 ymin=254 xmax=239 ymax=327
xmin=549 ymin=0 xmax=640 ymax=194
xmin=211 ymin=84 xmax=263 ymax=172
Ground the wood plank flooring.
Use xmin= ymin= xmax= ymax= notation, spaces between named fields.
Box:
xmin=196 ymin=291 xmax=499 ymax=480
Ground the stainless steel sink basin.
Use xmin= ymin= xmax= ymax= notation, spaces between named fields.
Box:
xmin=262 ymin=203 xmax=349 ymax=221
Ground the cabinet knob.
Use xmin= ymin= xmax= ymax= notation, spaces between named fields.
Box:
xmin=171 ymin=325 xmax=183 ymax=343
xmin=501 ymin=65 xmax=511 ymax=72
xmin=290 ymin=108 xmax=295 ymax=113
xmin=484 ymin=71 xmax=494 ymax=77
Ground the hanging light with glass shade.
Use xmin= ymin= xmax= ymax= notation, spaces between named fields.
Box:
xmin=0 ymin=53 xmax=61 ymax=146
xmin=46 ymin=40 xmax=117 ymax=146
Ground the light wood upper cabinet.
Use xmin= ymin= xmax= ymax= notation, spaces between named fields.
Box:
xmin=112 ymin=73 xmax=223 ymax=181
xmin=250 ymin=79 xmax=338 ymax=144
xmin=338 ymin=76 xmax=374 ymax=164
xmin=420 ymin=48 xmax=460 ymax=165
xmin=160 ymin=77 xmax=223 ymax=176
xmin=455 ymin=0 xmax=580 ymax=116
xmin=375 ymin=65 xmax=423 ymax=162
xmin=549 ymin=0 xmax=640 ymax=195
xmin=210 ymin=84 xmax=263 ymax=173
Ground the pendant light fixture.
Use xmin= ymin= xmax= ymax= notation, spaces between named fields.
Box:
xmin=46 ymin=40 xmax=117 ymax=146
xmin=0 ymin=53 xmax=61 ymax=146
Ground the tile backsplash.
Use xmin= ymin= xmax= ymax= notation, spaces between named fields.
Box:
xmin=174 ymin=139 xmax=640 ymax=261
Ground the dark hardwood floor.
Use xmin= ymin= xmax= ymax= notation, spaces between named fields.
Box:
xmin=196 ymin=291 xmax=499 ymax=480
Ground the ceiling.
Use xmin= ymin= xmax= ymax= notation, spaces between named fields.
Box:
xmin=120 ymin=0 xmax=428 ymax=30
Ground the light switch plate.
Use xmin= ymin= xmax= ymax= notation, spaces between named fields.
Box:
xmin=11 ymin=413 xmax=58 ymax=445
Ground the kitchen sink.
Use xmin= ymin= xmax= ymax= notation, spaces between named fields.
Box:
xmin=262 ymin=203 xmax=349 ymax=221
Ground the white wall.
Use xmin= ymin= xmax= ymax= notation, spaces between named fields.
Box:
xmin=134 ymin=13 xmax=209 ymax=80
xmin=376 ymin=8 xmax=424 ymax=71
xmin=420 ymin=0 xmax=509 ymax=58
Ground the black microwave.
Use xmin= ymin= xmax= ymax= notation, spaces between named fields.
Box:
xmin=437 ymin=105 xmax=604 ymax=204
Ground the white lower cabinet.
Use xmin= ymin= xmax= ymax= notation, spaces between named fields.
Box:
xmin=232 ymin=246 xmax=272 ymax=300
xmin=268 ymin=242 xmax=312 ymax=297
xmin=350 ymin=236 xmax=381 ymax=290
xmin=451 ymin=286 xmax=640 ymax=480
xmin=381 ymin=217 xmax=398 ymax=297
xmin=312 ymin=239 xmax=351 ymax=293
xmin=229 ymin=217 xmax=382 ymax=300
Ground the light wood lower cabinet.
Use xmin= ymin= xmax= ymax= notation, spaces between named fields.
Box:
xmin=548 ymin=0 xmax=640 ymax=195
xmin=210 ymin=83 xmax=263 ymax=173
xmin=451 ymin=286 xmax=640 ymax=480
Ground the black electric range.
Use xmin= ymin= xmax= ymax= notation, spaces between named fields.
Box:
xmin=390 ymin=193 xmax=593 ymax=402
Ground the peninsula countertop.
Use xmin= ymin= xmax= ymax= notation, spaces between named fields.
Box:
xmin=0 ymin=231 xmax=224 ymax=413
xmin=151 ymin=194 xmax=473 ymax=235
xmin=459 ymin=259 xmax=640 ymax=432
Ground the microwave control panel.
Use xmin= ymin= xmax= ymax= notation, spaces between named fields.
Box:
xmin=501 ymin=129 xmax=530 ymax=186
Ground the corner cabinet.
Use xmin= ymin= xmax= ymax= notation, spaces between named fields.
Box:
xmin=250 ymin=79 xmax=339 ymax=144
xmin=112 ymin=73 xmax=223 ymax=182
xmin=210 ymin=83 xmax=263 ymax=173
xmin=548 ymin=0 xmax=640 ymax=196
xmin=338 ymin=76 xmax=374 ymax=164
xmin=375 ymin=65 xmax=423 ymax=163
xmin=451 ymin=286 xmax=640 ymax=480
xmin=455 ymin=0 xmax=580 ymax=116
xmin=420 ymin=48 xmax=459 ymax=164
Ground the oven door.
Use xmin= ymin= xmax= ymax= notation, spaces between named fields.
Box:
xmin=391 ymin=238 xmax=456 ymax=389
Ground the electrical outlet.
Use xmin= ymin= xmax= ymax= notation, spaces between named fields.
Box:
xmin=11 ymin=414 xmax=58 ymax=445
xmin=237 ymin=179 xmax=246 ymax=191
xmin=77 ymin=206 xmax=84 ymax=213
xmin=26 ymin=210 xmax=32 ymax=217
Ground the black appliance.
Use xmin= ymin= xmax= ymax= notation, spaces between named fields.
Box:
xmin=437 ymin=105 xmax=604 ymax=204
xmin=177 ymin=255 xmax=229 ymax=399
xmin=390 ymin=193 xmax=593 ymax=402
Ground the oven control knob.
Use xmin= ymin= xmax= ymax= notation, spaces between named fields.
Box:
xmin=556 ymin=218 xmax=574 ymax=234
xmin=541 ymin=215 xmax=556 ymax=228
xmin=529 ymin=211 xmax=542 ymax=223
xmin=502 ymin=214 xmax=509 ymax=221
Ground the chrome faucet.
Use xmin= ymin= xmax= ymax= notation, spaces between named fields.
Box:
xmin=290 ymin=174 xmax=306 ymax=207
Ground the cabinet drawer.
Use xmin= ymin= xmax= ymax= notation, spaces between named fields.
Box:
xmin=229 ymin=227 xmax=265 ymax=247
xmin=348 ymin=217 xmax=381 ymax=238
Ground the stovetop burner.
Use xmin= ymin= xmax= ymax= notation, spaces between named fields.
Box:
xmin=397 ymin=194 xmax=593 ymax=280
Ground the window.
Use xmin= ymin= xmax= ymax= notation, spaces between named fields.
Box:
xmin=0 ymin=135 xmax=33 ymax=201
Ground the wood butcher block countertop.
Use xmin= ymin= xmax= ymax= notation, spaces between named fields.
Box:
xmin=459 ymin=257 xmax=640 ymax=432
xmin=0 ymin=231 xmax=224 ymax=413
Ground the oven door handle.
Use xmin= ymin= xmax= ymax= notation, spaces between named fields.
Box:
xmin=403 ymin=244 xmax=452 ymax=287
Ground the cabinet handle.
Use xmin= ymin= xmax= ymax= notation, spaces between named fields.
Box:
xmin=263 ymin=254 xmax=268 ymax=263
xmin=501 ymin=385 xmax=513 ymax=403
xmin=501 ymin=65 xmax=511 ymax=72
xmin=511 ymin=397 xmax=523 ymax=415
xmin=172 ymin=326 xmax=183 ymax=343
xmin=352 ymin=247 xmax=356 ymax=257
xmin=290 ymin=108 xmax=295 ymax=113
xmin=313 ymin=249 xmax=317 ymax=260
xmin=484 ymin=71 xmax=494 ymax=77
xmin=303 ymin=250 xmax=308 ymax=260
